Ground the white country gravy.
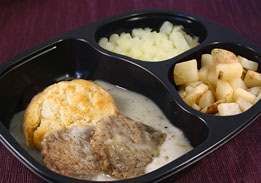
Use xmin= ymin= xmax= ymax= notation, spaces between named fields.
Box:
xmin=9 ymin=80 xmax=192 ymax=181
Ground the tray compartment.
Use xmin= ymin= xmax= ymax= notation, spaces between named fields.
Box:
xmin=93 ymin=12 xmax=207 ymax=62
xmin=0 ymin=38 xmax=209 ymax=182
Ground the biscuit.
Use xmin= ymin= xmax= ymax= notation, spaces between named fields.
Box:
xmin=24 ymin=79 xmax=118 ymax=150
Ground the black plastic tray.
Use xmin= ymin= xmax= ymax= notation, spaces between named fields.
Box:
xmin=0 ymin=9 xmax=260 ymax=183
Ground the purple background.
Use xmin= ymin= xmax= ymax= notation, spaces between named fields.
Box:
xmin=0 ymin=0 xmax=260 ymax=182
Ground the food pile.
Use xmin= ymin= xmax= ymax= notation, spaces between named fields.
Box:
xmin=174 ymin=49 xmax=261 ymax=116
xmin=24 ymin=79 xmax=166 ymax=180
xmin=99 ymin=21 xmax=199 ymax=61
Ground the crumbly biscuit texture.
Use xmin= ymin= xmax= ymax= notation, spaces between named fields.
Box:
xmin=24 ymin=79 xmax=118 ymax=150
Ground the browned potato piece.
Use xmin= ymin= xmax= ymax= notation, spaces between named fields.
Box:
xmin=201 ymin=54 xmax=213 ymax=67
xmin=236 ymin=98 xmax=252 ymax=112
xmin=211 ymin=49 xmax=238 ymax=64
xmin=201 ymin=107 xmax=208 ymax=113
xmin=217 ymin=103 xmax=241 ymax=116
xmin=198 ymin=67 xmax=208 ymax=83
xmin=174 ymin=59 xmax=199 ymax=85
xmin=238 ymin=56 xmax=258 ymax=71
xmin=207 ymin=65 xmax=219 ymax=86
xmin=179 ymin=89 xmax=186 ymax=99
xmin=216 ymin=63 xmax=243 ymax=81
xmin=192 ymin=103 xmax=201 ymax=111
xmin=244 ymin=70 xmax=261 ymax=87
xmin=205 ymin=100 xmax=224 ymax=114
xmin=175 ymin=48 xmax=260 ymax=115
xmin=234 ymin=88 xmax=256 ymax=104
xmin=229 ymin=78 xmax=247 ymax=90
xmin=184 ymin=83 xmax=208 ymax=106
xmin=248 ymin=87 xmax=261 ymax=96
xmin=198 ymin=90 xmax=215 ymax=109
xmin=185 ymin=81 xmax=202 ymax=94
xmin=256 ymin=92 xmax=261 ymax=102
xmin=216 ymin=80 xmax=233 ymax=102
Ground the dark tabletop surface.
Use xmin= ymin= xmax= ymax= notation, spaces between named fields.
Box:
xmin=0 ymin=0 xmax=260 ymax=183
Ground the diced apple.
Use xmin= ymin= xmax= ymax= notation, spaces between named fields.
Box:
xmin=170 ymin=30 xmax=190 ymax=50
xmin=159 ymin=21 xmax=173 ymax=35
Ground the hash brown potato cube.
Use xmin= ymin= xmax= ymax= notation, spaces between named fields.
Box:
xmin=211 ymin=49 xmax=238 ymax=64
xmin=198 ymin=90 xmax=215 ymax=109
xmin=174 ymin=59 xmax=199 ymax=85
xmin=238 ymin=56 xmax=258 ymax=71
xmin=201 ymin=54 xmax=213 ymax=67
xmin=229 ymin=78 xmax=247 ymax=90
xmin=217 ymin=103 xmax=241 ymax=116
xmin=184 ymin=83 xmax=208 ymax=106
xmin=216 ymin=62 xmax=243 ymax=81
xmin=234 ymin=88 xmax=256 ymax=104
xmin=198 ymin=67 xmax=208 ymax=83
xmin=248 ymin=87 xmax=261 ymax=96
xmin=244 ymin=70 xmax=261 ymax=87
xmin=207 ymin=65 xmax=219 ymax=86
xmin=236 ymin=98 xmax=253 ymax=112
xmin=216 ymin=80 xmax=233 ymax=102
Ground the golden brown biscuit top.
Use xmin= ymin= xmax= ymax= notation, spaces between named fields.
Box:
xmin=23 ymin=79 xmax=118 ymax=150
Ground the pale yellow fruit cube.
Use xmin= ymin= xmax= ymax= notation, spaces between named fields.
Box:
xmin=159 ymin=21 xmax=173 ymax=35
xmin=174 ymin=59 xmax=199 ymax=85
xmin=170 ymin=31 xmax=190 ymax=50
xmin=109 ymin=34 xmax=120 ymax=44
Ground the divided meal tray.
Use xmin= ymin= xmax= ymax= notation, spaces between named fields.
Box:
xmin=0 ymin=9 xmax=260 ymax=183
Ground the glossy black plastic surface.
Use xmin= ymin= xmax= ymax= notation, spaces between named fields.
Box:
xmin=0 ymin=9 xmax=260 ymax=183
